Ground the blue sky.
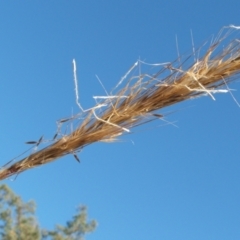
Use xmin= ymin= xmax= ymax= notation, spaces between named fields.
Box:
xmin=1 ymin=1 xmax=240 ymax=240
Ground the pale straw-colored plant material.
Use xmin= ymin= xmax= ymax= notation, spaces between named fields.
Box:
xmin=1 ymin=26 xmax=240 ymax=180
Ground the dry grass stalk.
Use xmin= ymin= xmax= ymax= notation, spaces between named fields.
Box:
xmin=1 ymin=26 xmax=240 ymax=180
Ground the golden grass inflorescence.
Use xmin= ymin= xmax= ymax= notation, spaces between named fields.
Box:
xmin=1 ymin=26 xmax=240 ymax=180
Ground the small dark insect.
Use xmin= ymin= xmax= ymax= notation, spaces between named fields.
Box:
xmin=25 ymin=141 xmax=38 ymax=145
xmin=25 ymin=135 xmax=43 ymax=146
xmin=59 ymin=118 xmax=72 ymax=123
xmin=152 ymin=113 xmax=163 ymax=118
xmin=53 ymin=133 xmax=58 ymax=140
xmin=73 ymin=154 xmax=80 ymax=163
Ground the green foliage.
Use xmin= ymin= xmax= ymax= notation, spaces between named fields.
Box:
xmin=0 ymin=185 xmax=97 ymax=240
xmin=42 ymin=206 xmax=97 ymax=240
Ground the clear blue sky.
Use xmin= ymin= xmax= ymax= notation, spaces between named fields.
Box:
xmin=1 ymin=1 xmax=240 ymax=240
